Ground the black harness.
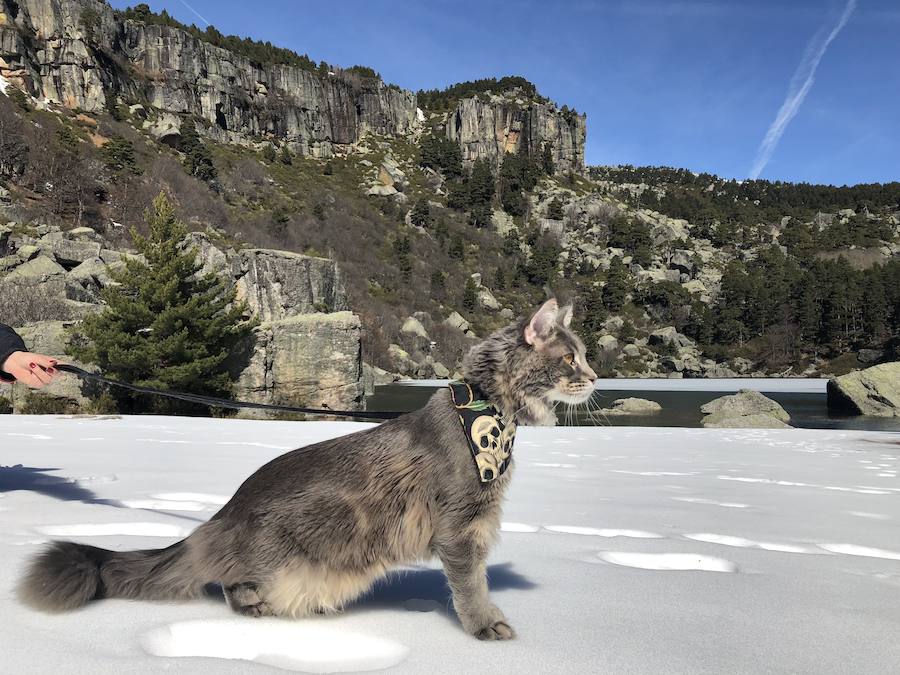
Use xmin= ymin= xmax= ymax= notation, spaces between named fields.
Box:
xmin=449 ymin=381 xmax=516 ymax=483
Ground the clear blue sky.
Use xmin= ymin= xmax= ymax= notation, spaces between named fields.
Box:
xmin=110 ymin=0 xmax=900 ymax=186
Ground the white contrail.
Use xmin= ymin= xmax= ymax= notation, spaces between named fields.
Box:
xmin=748 ymin=0 xmax=857 ymax=179
xmin=177 ymin=0 xmax=211 ymax=27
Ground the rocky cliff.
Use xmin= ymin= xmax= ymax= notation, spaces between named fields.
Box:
xmin=0 ymin=0 xmax=417 ymax=156
xmin=0 ymin=0 xmax=585 ymax=168
xmin=446 ymin=96 xmax=585 ymax=174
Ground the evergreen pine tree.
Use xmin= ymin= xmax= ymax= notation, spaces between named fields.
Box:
xmin=448 ymin=232 xmax=465 ymax=260
xmin=493 ymin=267 xmax=506 ymax=290
xmin=69 ymin=193 xmax=254 ymax=413
xmin=430 ymin=270 xmax=446 ymax=300
xmin=180 ymin=119 xmax=218 ymax=182
xmin=434 ymin=218 xmax=449 ymax=248
xmin=502 ymin=229 xmax=521 ymax=257
xmin=541 ymin=143 xmax=554 ymax=175
xmin=410 ymin=198 xmax=431 ymax=228
xmin=261 ymin=143 xmax=277 ymax=163
xmin=462 ymin=276 xmax=478 ymax=312
xmin=392 ymin=235 xmax=412 ymax=282
xmin=602 ymin=256 xmax=630 ymax=312
xmin=279 ymin=145 xmax=293 ymax=165
xmin=468 ymin=158 xmax=495 ymax=207
xmin=546 ymin=198 xmax=565 ymax=220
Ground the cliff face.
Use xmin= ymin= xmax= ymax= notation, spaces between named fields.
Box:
xmin=0 ymin=0 xmax=586 ymax=167
xmin=446 ymin=96 xmax=586 ymax=174
xmin=0 ymin=0 xmax=418 ymax=156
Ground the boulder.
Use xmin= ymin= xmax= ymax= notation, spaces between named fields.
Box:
xmin=477 ymin=287 xmax=500 ymax=311
xmin=499 ymin=307 xmax=515 ymax=320
xmin=444 ymin=311 xmax=470 ymax=333
xmin=602 ymin=316 xmax=624 ymax=333
xmin=649 ymin=326 xmax=696 ymax=350
xmin=600 ymin=398 xmax=662 ymax=415
xmin=0 ymin=254 xmax=20 ymax=272
xmin=68 ymin=257 xmax=114 ymax=287
xmin=669 ymin=249 xmax=695 ymax=276
xmin=703 ymin=413 xmax=792 ymax=429
xmin=4 ymin=255 xmax=65 ymax=280
xmin=366 ymin=184 xmax=398 ymax=197
xmin=68 ymin=226 xmax=99 ymax=240
xmin=48 ymin=238 xmax=101 ymax=266
xmin=597 ymin=335 xmax=619 ymax=352
xmin=857 ymin=349 xmax=883 ymax=365
xmin=16 ymin=244 xmax=41 ymax=261
xmin=622 ymin=344 xmax=641 ymax=358
xmin=233 ymin=312 xmax=364 ymax=416
xmin=432 ymin=361 xmax=451 ymax=379
xmin=827 ymin=363 xmax=900 ymax=417
xmin=387 ymin=344 xmax=417 ymax=376
xmin=701 ymin=389 xmax=791 ymax=428
xmin=401 ymin=316 xmax=429 ymax=339
xmin=659 ymin=355 xmax=685 ymax=373
xmin=377 ymin=157 xmax=407 ymax=190
xmin=682 ymin=279 xmax=710 ymax=302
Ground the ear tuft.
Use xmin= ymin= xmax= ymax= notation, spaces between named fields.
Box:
xmin=525 ymin=299 xmax=559 ymax=346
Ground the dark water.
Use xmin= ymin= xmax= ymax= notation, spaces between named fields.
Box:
xmin=366 ymin=384 xmax=900 ymax=431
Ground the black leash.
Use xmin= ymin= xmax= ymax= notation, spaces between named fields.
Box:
xmin=56 ymin=364 xmax=404 ymax=421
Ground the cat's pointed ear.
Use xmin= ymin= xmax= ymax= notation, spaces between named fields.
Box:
xmin=525 ymin=299 xmax=559 ymax=346
xmin=558 ymin=304 xmax=573 ymax=328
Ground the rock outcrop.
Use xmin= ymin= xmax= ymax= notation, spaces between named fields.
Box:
xmin=445 ymin=95 xmax=585 ymax=174
xmin=1 ymin=224 xmax=364 ymax=413
xmin=827 ymin=363 xmax=900 ymax=417
xmin=600 ymin=398 xmax=662 ymax=416
xmin=701 ymin=390 xmax=792 ymax=428
xmin=1 ymin=0 xmax=585 ymax=170
xmin=1 ymin=0 xmax=417 ymax=157
xmin=233 ymin=312 xmax=364 ymax=416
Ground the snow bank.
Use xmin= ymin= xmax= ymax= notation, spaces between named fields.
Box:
xmin=1 ymin=416 xmax=899 ymax=673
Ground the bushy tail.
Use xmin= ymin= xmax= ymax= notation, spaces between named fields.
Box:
xmin=17 ymin=539 xmax=201 ymax=612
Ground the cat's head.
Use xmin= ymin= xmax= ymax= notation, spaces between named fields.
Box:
xmin=521 ymin=298 xmax=597 ymax=404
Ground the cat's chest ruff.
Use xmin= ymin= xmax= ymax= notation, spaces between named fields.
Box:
xmin=448 ymin=381 xmax=516 ymax=484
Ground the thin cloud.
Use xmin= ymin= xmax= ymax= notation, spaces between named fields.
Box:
xmin=748 ymin=0 xmax=857 ymax=180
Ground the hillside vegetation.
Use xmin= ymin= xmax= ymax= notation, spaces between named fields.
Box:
xmin=1 ymin=2 xmax=897 ymax=385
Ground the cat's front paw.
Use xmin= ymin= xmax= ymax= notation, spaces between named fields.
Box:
xmin=474 ymin=619 xmax=516 ymax=641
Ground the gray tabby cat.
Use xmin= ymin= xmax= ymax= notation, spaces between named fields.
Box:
xmin=18 ymin=299 xmax=597 ymax=640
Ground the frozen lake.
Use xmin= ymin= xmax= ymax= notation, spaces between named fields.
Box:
xmin=1 ymin=415 xmax=899 ymax=673
xmin=368 ymin=379 xmax=900 ymax=432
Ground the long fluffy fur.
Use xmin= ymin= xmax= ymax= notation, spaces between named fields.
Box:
xmin=17 ymin=302 xmax=595 ymax=638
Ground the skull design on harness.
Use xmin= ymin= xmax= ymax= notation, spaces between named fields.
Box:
xmin=470 ymin=414 xmax=511 ymax=481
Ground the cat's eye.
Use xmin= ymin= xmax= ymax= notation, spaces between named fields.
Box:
xmin=562 ymin=353 xmax=575 ymax=366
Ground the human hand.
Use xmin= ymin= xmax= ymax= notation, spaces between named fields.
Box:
xmin=1 ymin=352 xmax=60 ymax=389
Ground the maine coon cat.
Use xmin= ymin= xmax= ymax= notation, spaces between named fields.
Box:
xmin=18 ymin=298 xmax=597 ymax=640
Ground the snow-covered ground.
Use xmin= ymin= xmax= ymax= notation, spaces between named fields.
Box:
xmin=1 ymin=415 xmax=899 ymax=673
